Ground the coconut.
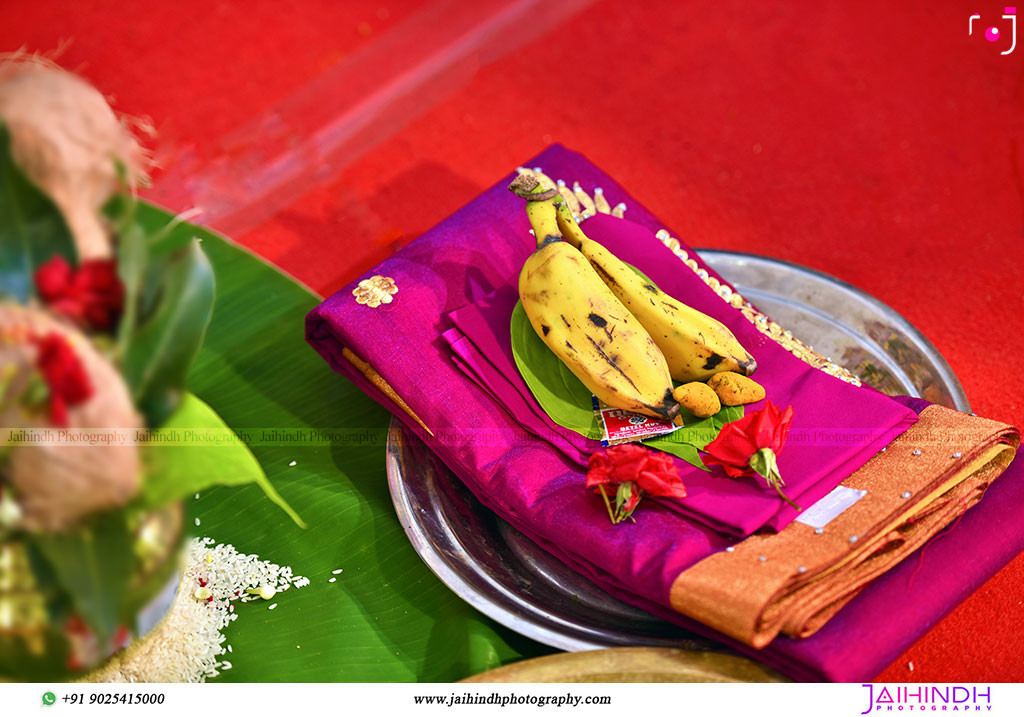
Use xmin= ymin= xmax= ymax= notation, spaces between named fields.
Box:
xmin=0 ymin=303 xmax=142 ymax=532
xmin=0 ymin=54 xmax=150 ymax=259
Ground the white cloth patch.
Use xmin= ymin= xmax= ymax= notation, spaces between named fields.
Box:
xmin=795 ymin=485 xmax=868 ymax=529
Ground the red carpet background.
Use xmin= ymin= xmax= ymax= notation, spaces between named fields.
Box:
xmin=3 ymin=0 xmax=1024 ymax=682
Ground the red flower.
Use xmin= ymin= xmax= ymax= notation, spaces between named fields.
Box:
xmin=35 ymin=256 xmax=124 ymax=332
xmin=586 ymin=444 xmax=686 ymax=524
xmin=32 ymin=332 xmax=94 ymax=426
xmin=702 ymin=400 xmax=800 ymax=509
xmin=636 ymin=451 xmax=687 ymax=499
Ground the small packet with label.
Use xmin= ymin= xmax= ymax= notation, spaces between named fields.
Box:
xmin=592 ymin=396 xmax=680 ymax=446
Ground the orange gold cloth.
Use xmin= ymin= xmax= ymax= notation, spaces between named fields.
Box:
xmin=670 ymin=405 xmax=1020 ymax=648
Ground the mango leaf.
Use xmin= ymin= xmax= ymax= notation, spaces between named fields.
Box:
xmin=139 ymin=392 xmax=304 ymax=527
xmin=121 ymin=239 xmax=215 ymax=426
xmin=0 ymin=121 xmax=76 ymax=302
xmin=27 ymin=511 xmax=133 ymax=643
xmin=509 ymin=300 xmax=603 ymax=439
xmin=121 ymin=201 xmax=545 ymax=681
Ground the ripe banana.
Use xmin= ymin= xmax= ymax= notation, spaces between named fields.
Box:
xmin=511 ymin=175 xmax=679 ymax=421
xmin=554 ymin=203 xmax=757 ymax=382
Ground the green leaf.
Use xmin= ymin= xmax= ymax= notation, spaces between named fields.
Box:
xmin=121 ymin=239 xmax=215 ymax=425
xmin=644 ymin=404 xmax=744 ymax=469
xmin=139 ymin=393 xmax=305 ymax=527
xmin=0 ymin=121 xmax=76 ymax=302
xmin=641 ymin=437 xmax=708 ymax=470
xmin=120 ymin=201 xmax=546 ymax=681
xmin=27 ymin=511 xmax=133 ymax=643
xmin=105 ymin=191 xmax=205 ymax=262
xmin=114 ymin=216 xmax=148 ymax=357
xmin=509 ymin=301 xmax=603 ymax=439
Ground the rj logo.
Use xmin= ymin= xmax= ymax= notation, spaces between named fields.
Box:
xmin=970 ymin=7 xmax=1017 ymax=54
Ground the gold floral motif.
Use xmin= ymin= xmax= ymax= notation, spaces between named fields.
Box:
xmin=653 ymin=228 xmax=863 ymax=387
xmin=353 ymin=275 xmax=398 ymax=308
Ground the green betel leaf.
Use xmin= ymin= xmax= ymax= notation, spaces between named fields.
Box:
xmin=509 ymin=300 xmax=602 ymax=439
xmin=27 ymin=511 xmax=133 ymax=643
xmin=716 ymin=404 xmax=746 ymax=427
xmin=643 ymin=404 xmax=744 ymax=469
xmin=122 ymin=239 xmax=215 ymax=426
xmin=641 ymin=436 xmax=708 ymax=470
xmin=0 ymin=121 xmax=76 ymax=302
xmin=140 ymin=393 xmax=305 ymax=527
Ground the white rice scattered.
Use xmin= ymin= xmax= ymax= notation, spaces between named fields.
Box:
xmin=88 ymin=537 xmax=307 ymax=683
xmin=288 ymin=461 xmax=297 ymax=467
xmin=194 ymin=493 xmax=200 ymax=500
xmin=194 ymin=518 xmax=200 ymax=526
xmin=328 ymin=578 xmax=336 ymax=583
xmin=331 ymin=568 xmax=343 ymax=574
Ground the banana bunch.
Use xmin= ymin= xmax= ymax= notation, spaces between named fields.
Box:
xmin=554 ymin=203 xmax=756 ymax=382
xmin=511 ymin=174 xmax=755 ymax=420
xmin=512 ymin=175 xmax=679 ymax=420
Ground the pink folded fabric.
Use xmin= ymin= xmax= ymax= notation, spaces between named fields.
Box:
xmin=442 ymin=315 xmax=598 ymax=467
xmin=306 ymin=144 xmax=1024 ymax=680
xmin=443 ymin=221 xmax=916 ymax=536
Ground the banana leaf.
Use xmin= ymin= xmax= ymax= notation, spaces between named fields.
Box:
xmin=127 ymin=203 xmax=551 ymax=681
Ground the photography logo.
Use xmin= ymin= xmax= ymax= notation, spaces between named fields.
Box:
xmin=970 ymin=8 xmax=1017 ymax=54
xmin=860 ymin=684 xmax=993 ymax=713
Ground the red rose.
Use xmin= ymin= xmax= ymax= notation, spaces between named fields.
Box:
xmin=702 ymin=400 xmax=799 ymax=509
xmin=32 ymin=332 xmax=94 ymax=426
xmin=34 ymin=254 xmax=74 ymax=297
xmin=586 ymin=444 xmax=686 ymax=524
xmin=35 ymin=256 xmax=124 ymax=332
xmin=637 ymin=451 xmax=688 ymax=499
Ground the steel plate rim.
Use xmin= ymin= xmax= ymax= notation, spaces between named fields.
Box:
xmin=696 ymin=248 xmax=970 ymax=412
xmin=385 ymin=423 xmax=617 ymax=653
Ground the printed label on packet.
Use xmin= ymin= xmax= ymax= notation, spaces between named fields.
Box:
xmin=593 ymin=396 xmax=680 ymax=446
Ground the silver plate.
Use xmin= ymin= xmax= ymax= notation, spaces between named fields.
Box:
xmin=385 ymin=250 xmax=970 ymax=653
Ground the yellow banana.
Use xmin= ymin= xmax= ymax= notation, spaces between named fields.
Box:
xmin=555 ymin=203 xmax=756 ymax=382
xmin=511 ymin=175 xmax=679 ymax=421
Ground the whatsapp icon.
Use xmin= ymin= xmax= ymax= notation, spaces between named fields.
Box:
xmin=42 ymin=691 xmax=56 ymax=706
